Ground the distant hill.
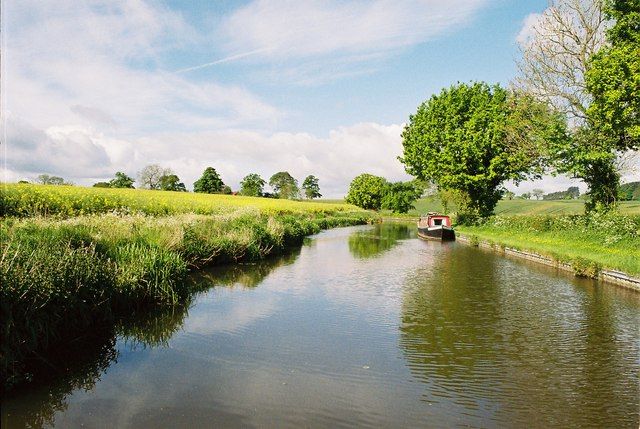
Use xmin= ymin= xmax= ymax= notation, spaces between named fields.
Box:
xmin=619 ymin=181 xmax=640 ymax=201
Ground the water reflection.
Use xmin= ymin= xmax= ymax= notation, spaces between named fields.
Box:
xmin=3 ymin=225 xmax=639 ymax=428
xmin=193 ymin=248 xmax=301 ymax=289
xmin=1 ymin=332 xmax=117 ymax=429
xmin=348 ymin=222 xmax=414 ymax=259
xmin=399 ymin=244 xmax=640 ymax=427
xmin=2 ymin=252 xmax=300 ymax=429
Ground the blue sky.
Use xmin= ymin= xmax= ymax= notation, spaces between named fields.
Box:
xmin=5 ymin=0 xmax=603 ymax=197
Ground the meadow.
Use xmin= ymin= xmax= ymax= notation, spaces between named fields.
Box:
xmin=408 ymin=197 xmax=640 ymax=216
xmin=0 ymin=184 xmax=373 ymax=390
xmin=0 ymin=183 xmax=355 ymax=218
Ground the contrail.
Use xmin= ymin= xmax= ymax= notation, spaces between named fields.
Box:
xmin=175 ymin=47 xmax=271 ymax=73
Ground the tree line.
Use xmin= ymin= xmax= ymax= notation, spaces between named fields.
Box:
xmin=346 ymin=0 xmax=639 ymax=220
xmin=88 ymin=165 xmax=322 ymax=200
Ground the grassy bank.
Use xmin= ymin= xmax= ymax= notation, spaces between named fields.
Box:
xmin=407 ymin=198 xmax=640 ymax=216
xmin=457 ymin=213 xmax=640 ymax=277
xmin=0 ymin=185 xmax=374 ymax=390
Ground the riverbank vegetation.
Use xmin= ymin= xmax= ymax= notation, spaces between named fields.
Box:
xmin=0 ymin=184 xmax=373 ymax=390
xmin=407 ymin=198 xmax=640 ymax=217
xmin=457 ymin=212 xmax=640 ymax=277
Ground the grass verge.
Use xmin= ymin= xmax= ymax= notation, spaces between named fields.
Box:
xmin=457 ymin=212 xmax=640 ymax=278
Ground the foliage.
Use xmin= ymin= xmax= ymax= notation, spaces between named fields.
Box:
xmin=302 ymin=175 xmax=322 ymax=199
xmin=586 ymin=0 xmax=640 ymax=151
xmin=159 ymin=174 xmax=187 ymax=192
xmin=193 ymin=167 xmax=225 ymax=194
xmin=137 ymin=164 xmax=171 ymax=190
xmin=239 ymin=173 xmax=266 ymax=196
xmin=221 ymin=185 xmax=232 ymax=194
xmin=36 ymin=174 xmax=67 ymax=185
xmin=93 ymin=182 xmax=111 ymax=188
xmin=381 ymin=181 xmax=422 ymax=214
xmin=269 ymin=171 xmax=299 ymax=199
xmin=543 ymin=186 xmax=580 ymax=200
xmin=401 ymin=82 xmax=567 ymax=220
xmin=109 ymin=172 xmax=135 ymax=189
xmin=619 ymin=181 xmax=640 ymax=200
xmin=345 ymin=173 xmax=388 ymax=210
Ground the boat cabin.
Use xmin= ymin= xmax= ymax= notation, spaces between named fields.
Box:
xmin=419 ymin=212 xmax=451 ymax=228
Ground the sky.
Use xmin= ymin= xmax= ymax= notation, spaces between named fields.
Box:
xmin=2 ymin=0 xmax=635 ymax=197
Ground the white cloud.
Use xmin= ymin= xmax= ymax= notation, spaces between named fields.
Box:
xmin=516 ymin=12 xmax=542 ymax=46
xmin=220 ymin=0 xmax=488 ymax=60
xmin=3 ymin=0 xmax=281 ymax=137
xmin=2 ymin=120 xmax=410 ymax=197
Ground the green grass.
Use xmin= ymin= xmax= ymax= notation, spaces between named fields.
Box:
xmin=408 ymin=197 xmax=640 ymax=216
xmin=0 ymin=185 xmax=374 ymax=390
xmin=457 ymin=213 xmax=640 ymax=277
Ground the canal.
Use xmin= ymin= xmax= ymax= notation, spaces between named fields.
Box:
xmin=3 ymin=223 xmax=639 ymax=428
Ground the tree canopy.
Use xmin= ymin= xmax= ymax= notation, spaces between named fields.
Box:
xmin=381 ymin=181 xmax=422 ymax=214
xmin=586 ymin=0 xmax=640 ymax=151
xmin=345 ymin=174 xmax=388 ymax=210
xmin=193 ymin=167 xmax=225 ymax=194
xmin=269 ymin=172 xmax=299 ymax=199
xmin=138 ymin=164 xmax=171 ymax=190
xmin=302 ymin=175 xmax=322 ymax=199
xmin=110 ymin=172 xmax=135 ymax=189
xmin=160 ymin=174 xmax=187 ymax=192
xmin=36 ymin=174 xmax=67 ymax=185
xmin=239 ymin=173 xmax=266 ymax=196
xmin=400 ymin=82 xmax=567 ymax=219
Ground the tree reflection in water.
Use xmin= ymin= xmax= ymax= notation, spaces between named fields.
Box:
xmin=399 ymin=244 xmax=640 ymax=428
xmin=348 ymin=223 xmax=415 ymax=259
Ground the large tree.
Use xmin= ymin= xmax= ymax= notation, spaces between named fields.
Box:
xmin=515 ymin=0 xmax=608 ymax=122
xmin=269 ymin=172 xmax=299 ymax=199
xmin=138 ymin=164 xmax=171 ymax=190
xmin=514 ymin=0 xmax=636 ymax=210
xmin=193 ymin=167 xmax=224 ymax=194
xmin=586 ymin=0 xmax=640 ymax=155
xmin=239 ymin=173 xmax=266 ymax=196
xmin=36 ymin=174 xmax=66 ymax=185
xmin=345 ymin=173 xmax=388 ymax=210
xmin=302 ymin=175 xmax=322 ymax=199
xmin=381 ymin=181 xmax=422 ymax=214
xmin=109 ymin=172 xmax=135 ymax=189
xmin=160 ymin=174 xmax=187 ymax=192
xmin=400 ymin=82 xmax=567 ymax=220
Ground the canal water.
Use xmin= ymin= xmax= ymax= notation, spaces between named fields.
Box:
xmin=3 ymin=224 xmax=639 ymax=428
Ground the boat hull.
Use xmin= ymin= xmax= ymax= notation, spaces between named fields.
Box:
xmin=417 ymin=226 xmax=456 ymax=241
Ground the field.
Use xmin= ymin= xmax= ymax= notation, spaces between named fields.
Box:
xmin=408 ymin=197 xmax=640 ymax=216
xmin=1 ymin=183 xmax=356 ymax=217
xmin=0 ymin=184 xmax=373 ymax=390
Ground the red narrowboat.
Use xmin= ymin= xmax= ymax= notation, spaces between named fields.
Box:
xmin=417 ymin=212 xmax=455 ymax=241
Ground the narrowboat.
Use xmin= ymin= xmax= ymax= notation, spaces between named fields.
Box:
xmin=417 ymin=212 xmax=455 ymax=241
